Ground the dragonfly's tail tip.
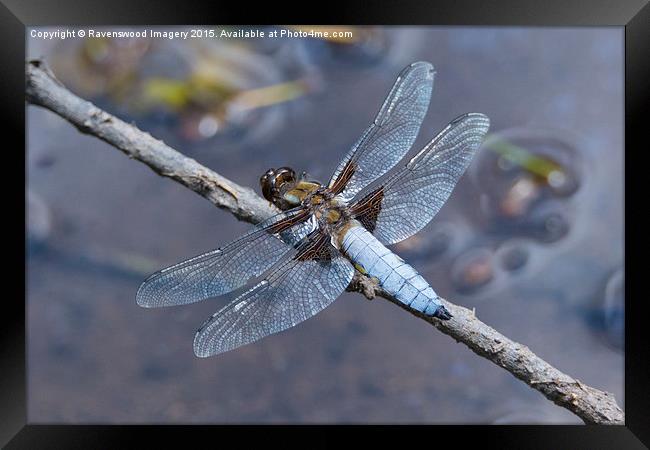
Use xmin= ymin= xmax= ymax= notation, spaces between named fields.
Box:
xmin=433 ymin=305 xmax=453 ymax=320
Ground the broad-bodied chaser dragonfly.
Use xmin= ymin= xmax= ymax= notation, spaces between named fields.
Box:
xmin=137 ymin=62 xmax=490 ymax=357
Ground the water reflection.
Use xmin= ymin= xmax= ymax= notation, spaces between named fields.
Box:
xmin=471 ymin=129 xmax=582 ymax=242
xmin=600 ymin=268 xmax=624 ymax=350
xmin=395 ymin=222 xmax=456 ymax=264
xmin=496 ymin=240 xmax=530 ymax=273
xmin=394 ymin=129 xmax=589 ymax=300
xmin=49 ymin=33 xmax=317 ymax=144
xmin=450 ymin=247 xmax=495 ymax=295
xmin=46 ymin=26 xmax=410 ymax=147
xmin=27 ymin=189 xmax=52 ymax=254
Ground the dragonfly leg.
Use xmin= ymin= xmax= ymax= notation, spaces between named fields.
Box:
xmin=352 ymin=274 xmax=380 ymax=300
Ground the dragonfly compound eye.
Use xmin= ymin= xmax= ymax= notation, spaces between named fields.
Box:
xmin=276 ymin=167 xmax=296 ymax=184
xmin=260 ymin=167 xmax=297 ymax=204
xmin=260 ymin=169 xmax=276 ymax=202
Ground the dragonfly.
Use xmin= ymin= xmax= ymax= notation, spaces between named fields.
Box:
xmin=136 ymin=62 xmax=490 ymax=357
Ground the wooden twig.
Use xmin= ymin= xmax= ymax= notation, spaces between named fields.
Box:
xmin=25 ymin=59 xmax=624 ymax=425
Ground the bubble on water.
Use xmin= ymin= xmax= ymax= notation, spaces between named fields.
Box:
xmin=396 ymin=223 xmax=455 ymax=264
xmin=497 ymin=155 xmax=516 ymax=172
xmin=428 ymin=228 xmax=453 ymax=257
xmin=451 ymin=247 xmax=494 ymax=295
xmin=34 ymin=152 xmax=57 ymax=169
xmin=525 ymin=203 xmax=571 ymax=243
xmin=547 ymin=169 xmax=567 ymax=189
xmin=543 ymin=213 xmax=569 ymax=241
xmin=499 ymin=242 xmax=529 ymax=272
xmin=468 ymin=128 xmax=583 ymax=236
xmin=28 ymin=190 xmax=52 ymax=250
xmin=197 ymin=115 xmax=220 ymax=138
xmin=602 ymin=268 xmax=624 ymax=350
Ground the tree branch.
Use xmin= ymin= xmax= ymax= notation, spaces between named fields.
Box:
xmin=25 ymin=59 xmax=624 ymax=425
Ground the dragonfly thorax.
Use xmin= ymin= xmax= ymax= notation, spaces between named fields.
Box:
xmin=311 ymin=200 xmax=351 ymax=238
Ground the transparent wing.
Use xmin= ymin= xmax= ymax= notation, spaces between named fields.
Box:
xmin=136 ymin=208 xmax=313 ymax=308
xmin=351 ymin=113 xmax=490 ymax=245
xmin=328 ymin=61 xmax=435 ymax=200
xmin=193 ymin=231 xmax=354 ymax=357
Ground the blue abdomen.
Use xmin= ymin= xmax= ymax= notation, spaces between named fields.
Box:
xmin=339 ymin=223 xmax=446 ymax=317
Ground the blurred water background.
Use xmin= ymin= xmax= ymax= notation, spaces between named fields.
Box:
xmin=27 ymin=26 xmax=623 ymax=424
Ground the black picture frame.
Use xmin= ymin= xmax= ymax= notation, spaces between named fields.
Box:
xmin=3 ymin=0 xmax=648 ymax=447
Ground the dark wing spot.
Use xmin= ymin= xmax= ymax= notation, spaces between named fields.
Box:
xmin=329 ymin=160 xmax=357 ymax=195
xmin=350 ymin=186 xmax=385 ymax=232
xmin=295 ymin=230 xmax=333 ymax=262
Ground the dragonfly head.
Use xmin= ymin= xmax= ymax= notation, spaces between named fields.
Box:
xmin=260 ymin=167 xmax=299 ymax=209
xmin=261 ymin=167 xmax=324 ymax=210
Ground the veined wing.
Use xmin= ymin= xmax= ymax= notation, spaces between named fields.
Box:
xmin=136 ymin=207 xmax=313 ymax=308
xmin=350 ymin=113 xmax=490 ymax=245
xmin=193 ymin=230 xmax=354 ymax=357
xmin=328 ymin=61 xmax=435 ymax=201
